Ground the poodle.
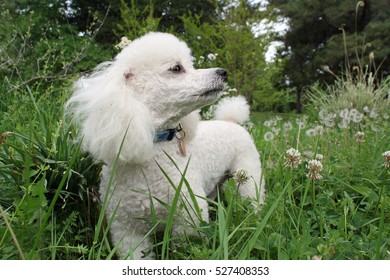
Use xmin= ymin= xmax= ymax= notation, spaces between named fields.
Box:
xmin=65 ymin=32 xmax=265 ymax=259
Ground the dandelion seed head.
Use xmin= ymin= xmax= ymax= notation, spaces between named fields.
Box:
xmin=306 ymin=128 xmax=316 ymax=137
xmin=283 ymin=121 xmax=293 ymax=132
xmin=264 ymin=131 xmax=274 ymax=141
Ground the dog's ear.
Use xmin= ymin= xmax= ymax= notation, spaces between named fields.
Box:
xmin=65 ymin=64 xmax=155 ymax=164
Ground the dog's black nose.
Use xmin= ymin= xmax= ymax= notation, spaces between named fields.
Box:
xmin=216 ymin=68 xmax=228 ymax=82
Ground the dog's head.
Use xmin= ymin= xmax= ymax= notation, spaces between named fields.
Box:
xmin=118 ymin=32 xmax=227 ymax=129
xmin=66 ymin=32 xmax=227 ymax=164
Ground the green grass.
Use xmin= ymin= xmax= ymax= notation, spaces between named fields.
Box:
xmin=0 ymin=74 xmax=389 ymax=260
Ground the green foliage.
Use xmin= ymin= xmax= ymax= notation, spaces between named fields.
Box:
xmin=0 ymin=89 xmax=102 ymax=259
xmin=114 ymin=0 xmax=160 ymax=40
xmin=180 ymin=2 xmax=292 ymax=111
xmin=269 ymin=0 xmax=390 ymax=110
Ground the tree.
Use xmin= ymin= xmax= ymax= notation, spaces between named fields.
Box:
xmin=268 ymin=0 xmax=390 ymax=112
xmin=181 ymin=0 xmax=291 ymax=111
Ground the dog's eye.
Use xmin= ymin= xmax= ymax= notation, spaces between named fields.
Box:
xmin=169 ymin=65 xmax=183 ymax=73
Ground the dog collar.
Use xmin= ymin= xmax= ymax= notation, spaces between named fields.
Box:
xmin=154 ymin=124 xmax=183 ymax=142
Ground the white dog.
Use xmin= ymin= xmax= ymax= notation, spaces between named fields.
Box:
xmin=66 ymin=32 xmax=265 ymax=259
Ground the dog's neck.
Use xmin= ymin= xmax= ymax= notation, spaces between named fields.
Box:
xmin=154 ymin=125 xmax=181 ymax=142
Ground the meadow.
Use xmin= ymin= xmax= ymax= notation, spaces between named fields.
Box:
xmin=0 ymin=41 xmax=389 ymax=259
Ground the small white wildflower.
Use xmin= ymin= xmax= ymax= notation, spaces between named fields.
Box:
xmin=283 ymin=121 xmax=293 ymax=132
xmin=382 ymin=151 xmax=390 ymax=168
xmin=115 ymin=36 xmax=132 ymax=49
xmin=284 ymin=148 xmax=302 ymax=168
xmin=306 ymin=159 xmax=323 ymax=180
xmin=354 ymin=131 xmax=365 ymax=143
xmin=264 ymin=131 xmax=274 ymax=141
xmin=306 ymin=128 xmax=316 ymax=137
xmin=383 ymin=113 xmax=389 ymax=120
xmin=207 ymin=53 xmax=218 ymax=60
xmin=363 ymin=106 xmax=370 ymax=113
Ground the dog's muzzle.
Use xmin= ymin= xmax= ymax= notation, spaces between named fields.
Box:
xmin=216 ymin=68 xmax=228 ymax=82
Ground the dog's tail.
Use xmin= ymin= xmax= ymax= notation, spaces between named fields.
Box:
xmin=213 ymin=95 xmax=250 ymax=125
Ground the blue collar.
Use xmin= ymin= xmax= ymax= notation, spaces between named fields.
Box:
xmin=154 ymin=127 xmax=178 ymax=142
xmin=153 ymin=123 xmax=183 ymax=143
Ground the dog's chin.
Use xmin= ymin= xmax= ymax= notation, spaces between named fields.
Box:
xmin=197 ymin=86 xmax=225 ymax=100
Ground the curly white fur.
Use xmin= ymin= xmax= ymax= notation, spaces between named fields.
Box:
xmin=66 ymin=32 xmax=265 ymax=259
xmin=214 ymin=95 xmax=250 ymax=124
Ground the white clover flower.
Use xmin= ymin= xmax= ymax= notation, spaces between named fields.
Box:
xmin=306 ymin=128 xmax=316 ymax=137
xmin=284 ymin=148 xmax=302 ymax=168
xmin=264 ymin=131 xmax=274 ymax=141
xmin=383 ymin=113 xmax=389 ymax=120
xmin=382 ymin=151 xmax=390 ymax=168
xmin=283 ymin=121 xmax=293 ymax=131
xmin=306 ymin=159 xmax=323 ymax=180
xmin=354 ymin=131 xmax=365 ymax=143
